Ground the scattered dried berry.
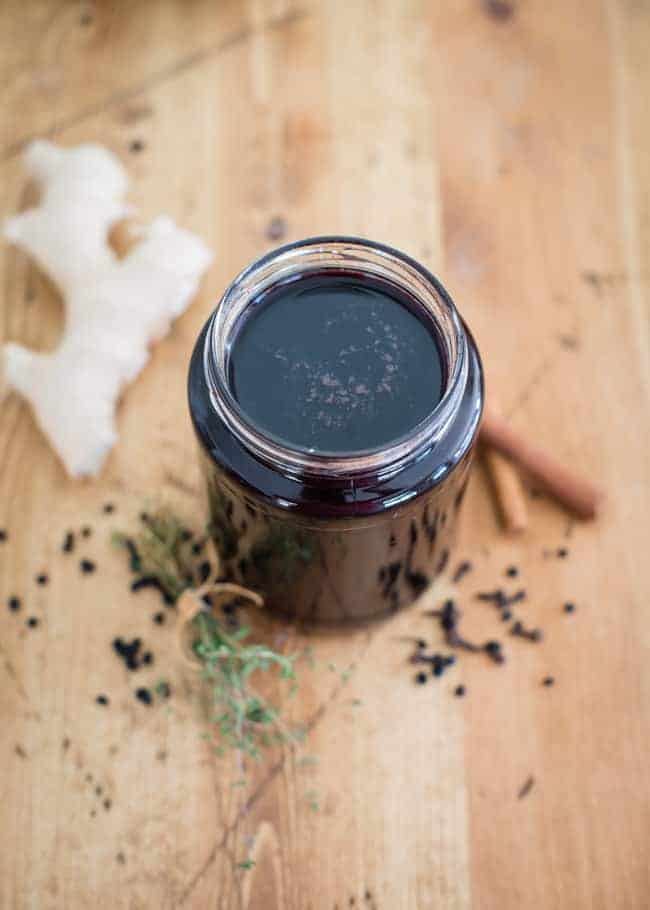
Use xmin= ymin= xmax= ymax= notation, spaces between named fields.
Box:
xmin=483 ymin=0 xmax=514 ymax=23
xmin=266 ymin=215 xmax=287 ymax=241
xmin=112 ymin=637 xmax=142 ymax=671
xmin=81 ymin=526 xmax=92 ymax=538
xmin=430 ymin=653 xmax=455 ymax=677
xmin=123 ymin=538 xmax=142 ymax=573
xmin=415 ymin=671 xmax=428 ymax=685
xmin=153 ymin=612 xmax=165 ymax=625
xmin=477 ymin=589 xmax=505 ymax=606
xmin=26 ymin=617 xmax=39 ymax=628
xmin=454 ymin=685 xmax=466 ymax=697
xmin=142 ymin=651 xmax=153 ymax=666
xmin=36 ymin=573 xmax=48 ymax=586
xmin=80 ymin=559 xmax=96 ymax=574
xmin=130 ymin=576 xmax=172 ymax=605
xmin=542 ymin=676 xmax=555 ymax=687
xmin=439 ymin=600 xmax=456 ymax=631
xmin=511 ymin=621 xmax=542 ymax=643
xmin=406 ymin=570 xmax=429 ymax=596
xmin=135 ymin=687 xmax=152 ymax=705
xmin=452 ymin=560 xmax=472 ymax=584
xmin=518 ymin=776 xmax=535 ymax=799
xmin=103 ymin=503 xmax=115 ymax=514
xmin=477 ymin=589 xmax=526 ymax=609
xmin=8 ymin=596 xmax=21 ymax=612
xmin=435 ymin=548 xmax=450 ymax=575
xmin=557 ymin=547 xmax=568 ymax=559
xmin=103 ymin=798 xmax=112 ymax=810
xmin=0 ymin=529 xmax=7 ymax=542
xmin=564 ymin=602 xmax=575 ymax=613
xmin=62 ymin=531 xmax=75 ymax=553
xmin=95 ymin=695 xmax=109 ymax=706
xmin=129 ymin=139 xmax=145 ymax=154
xmin=428 ymin=599 xmax=480 ymax=653
xmin=484 ymin=640 xmax=505 ymax=664
xmin=506 ymin=565 xmax=519 ymax=578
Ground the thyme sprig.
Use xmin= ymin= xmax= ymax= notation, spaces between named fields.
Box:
xmin=192 ymin=609 xmax=301 ymax=759
xmin=114 ymin=507 xmax=304 ymax=760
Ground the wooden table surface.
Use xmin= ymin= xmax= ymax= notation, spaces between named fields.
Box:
xmin=1 ymin=1 xmax=649 ymax=908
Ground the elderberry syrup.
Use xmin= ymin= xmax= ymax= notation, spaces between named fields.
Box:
xmin=188 ymin=237 xmax=483 ymax=624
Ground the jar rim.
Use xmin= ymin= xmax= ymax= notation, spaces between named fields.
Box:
xmin=203 ymin=236 xmax=469 ymax=480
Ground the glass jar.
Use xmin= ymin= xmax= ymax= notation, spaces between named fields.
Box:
xmin=188 ymin=237 xmax=483 ymax=624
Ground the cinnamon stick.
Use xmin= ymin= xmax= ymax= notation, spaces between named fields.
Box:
xmin=481 ymin=399 xmax=529 ymax=532
xmin=480 ymin=406 xmax=603 ymax=519
xmin=483 ymin=444 xmax=529 ymax=533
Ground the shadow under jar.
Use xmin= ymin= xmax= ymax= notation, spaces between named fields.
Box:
xmin=188 ymin=237 xmax=483 ymax=625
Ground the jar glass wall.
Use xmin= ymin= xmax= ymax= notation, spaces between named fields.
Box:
xmin=188 ymin=237 xmax=483 ymax=624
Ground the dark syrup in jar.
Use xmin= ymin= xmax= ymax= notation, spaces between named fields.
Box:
xmin=189 ymin=263 xmax=483 ymax=624
xmin=228 ymin=273 xmax=445 ymax=454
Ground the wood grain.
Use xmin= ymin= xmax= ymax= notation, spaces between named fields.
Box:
xmin=1 ymin=1 xmax=649 ymax=908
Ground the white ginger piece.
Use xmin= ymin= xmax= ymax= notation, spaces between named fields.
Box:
xmin=2 ymin=142 xmax=213 ymax=477
xmin=4 ymin=141 xmax=131 ymax=294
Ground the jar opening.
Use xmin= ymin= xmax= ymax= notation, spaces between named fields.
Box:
xmin=204 ymin=237 xmax=468 ymax=480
